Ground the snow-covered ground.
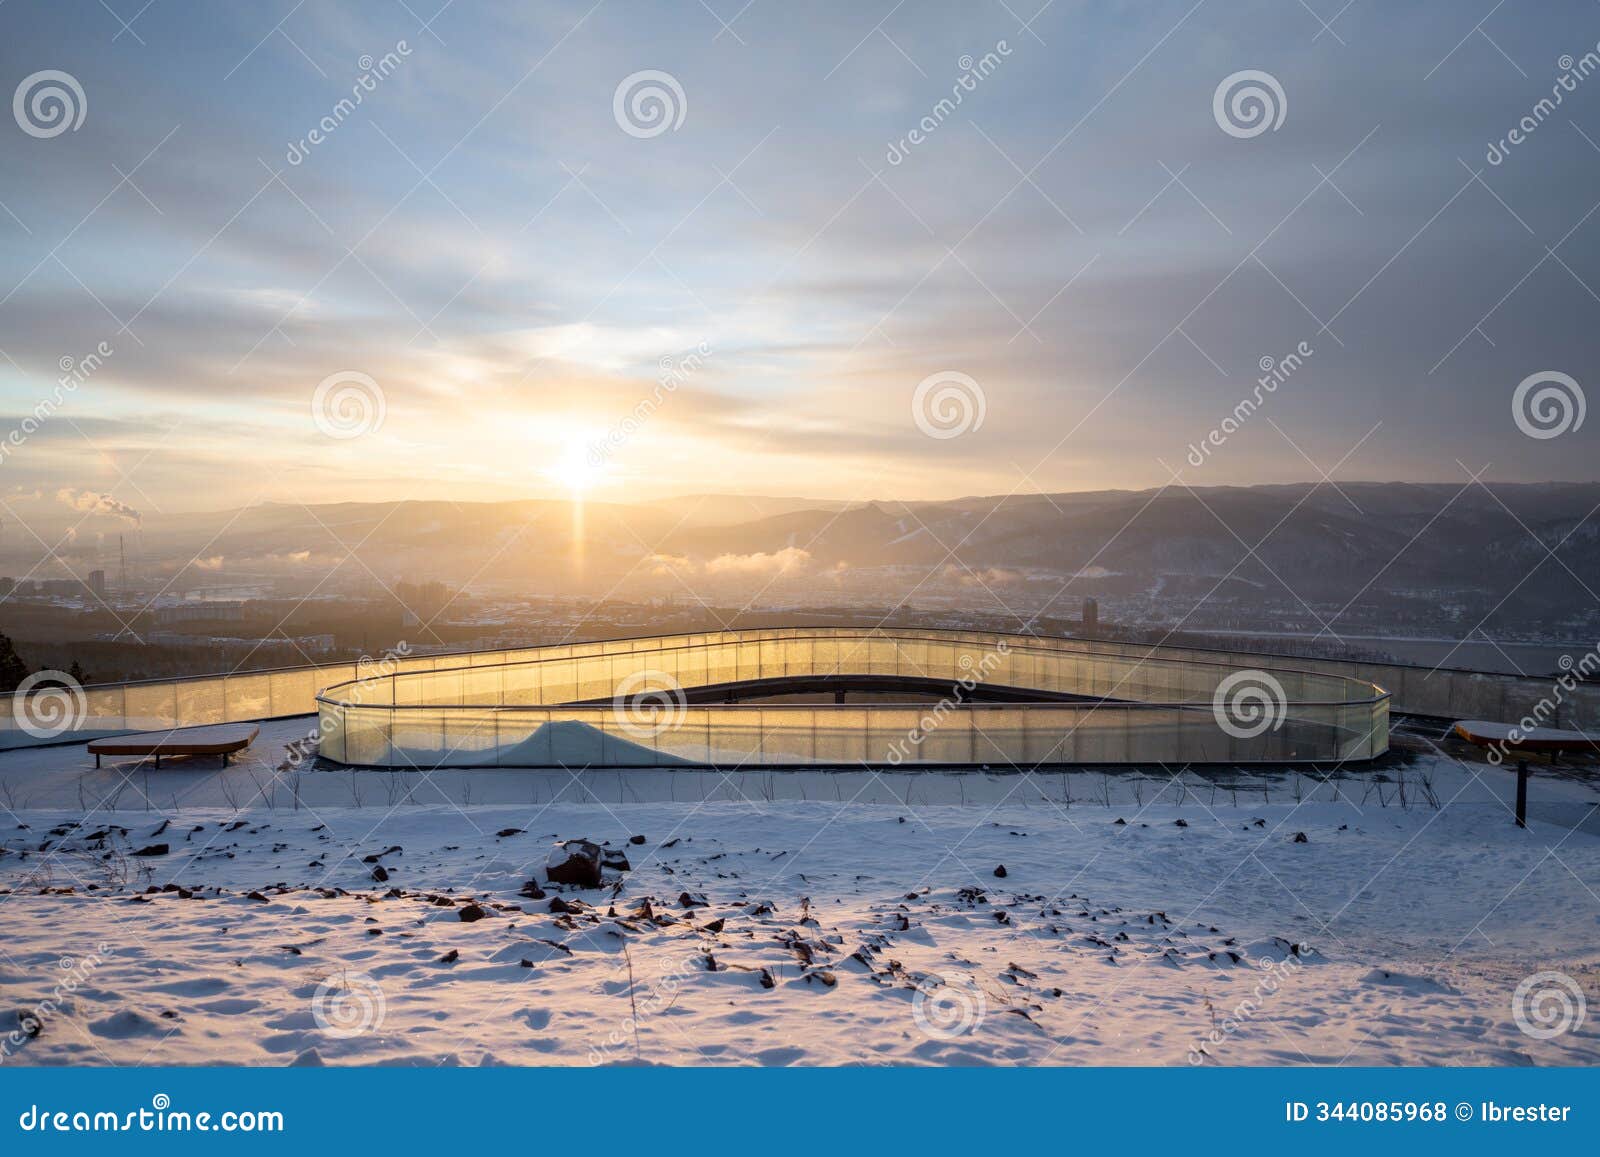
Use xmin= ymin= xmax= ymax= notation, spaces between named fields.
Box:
xmin=0 ymin=717 xmax=1597 ymax=1066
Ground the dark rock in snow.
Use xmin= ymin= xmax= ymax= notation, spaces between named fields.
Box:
xmin=629 ymin=834 xmax=647 ymax=845
xmin=545 ymin=840 xmax=603 ymax=888
xmin=370 ymin=865 xmax=389 ymax=883
xmin=993 ymin=864 xmax=1008 ymax=878
xmin=1292 ymin=832 xmax=1309 ymax=844
xmin=12 ymin=1010 xmax=41 ymax=1038
xmin=458 ymin=903 xmax=489 ymax=922
xmin=131 ymin=844 xmax=169 ymax=857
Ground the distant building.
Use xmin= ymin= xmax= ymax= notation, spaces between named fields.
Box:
xmin=1081 ymin=597 xmax=1099 ymax=638
xmin=87 ymin=570 xmax=106 ymax=599
xmin=155 ymin=601 xmax=246 ymax=624
xmin=396 ymin=579 xmax=453 ymax=623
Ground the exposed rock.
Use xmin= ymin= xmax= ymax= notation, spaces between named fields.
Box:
xmin=545 ymin=840 xmax=603 ymax=888
xmin=12 ymin=1010 xmax=41 ymax=1038
xmin=131 ymin=844 xmax=169 ymax=857
xmin=458 ymin=903 xmax=489 ymax=923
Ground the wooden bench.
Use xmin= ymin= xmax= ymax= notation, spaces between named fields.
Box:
xmin=88 ymin=723 xmax=261 ymax=769
xmin=1453 ymin=719 xmax=1598 ymax=827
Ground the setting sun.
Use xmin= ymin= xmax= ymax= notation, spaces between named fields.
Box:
xmin=544 ymin=441 xmax=604 ymax=496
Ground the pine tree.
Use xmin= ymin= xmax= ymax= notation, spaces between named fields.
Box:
xmin=0 ymin=631 xmax=30 ymax=694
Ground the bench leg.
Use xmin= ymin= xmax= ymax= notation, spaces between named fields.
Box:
xmin=1515 ymin=760 xmax=1528 ymax=829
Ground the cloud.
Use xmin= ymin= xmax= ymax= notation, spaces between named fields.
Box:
xmin=646 ymin=547 xmax=813 ymax=578
xmin=55 ymin=488 xmax=142 ymax=526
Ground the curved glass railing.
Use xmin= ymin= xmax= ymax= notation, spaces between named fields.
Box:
xmin=314 ymin=628 xmax=1390 ymax=767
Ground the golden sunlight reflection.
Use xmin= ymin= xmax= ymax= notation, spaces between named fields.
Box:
xmin=546 ymin=443 xmax=603 ymax=496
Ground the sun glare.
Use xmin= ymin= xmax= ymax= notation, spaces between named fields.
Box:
xmin=546 ymin=441 xmax=603 ymax=496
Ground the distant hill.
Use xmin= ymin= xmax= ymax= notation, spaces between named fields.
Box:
xmin=8 ymin=483 xmax=1597 ymax=631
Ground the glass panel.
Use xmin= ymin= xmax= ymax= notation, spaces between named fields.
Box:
xmin=224 ymin=673 xmax=271 ymax=722
xmin=758 ymin=708 xmax=815 ymax=763
xmin=123 ymin=682 xmax=178 ymax=730
xmin=344 ymin=708 xmax=393 ymax=766
xmin=318 ymin=703 xmax=346 ymax=764
xmin=440 ymin=709 xmax=501 ymax=767
xmin=175 ymin=677 xmax=225 ymax=727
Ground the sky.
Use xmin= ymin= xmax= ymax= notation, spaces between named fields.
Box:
xmin=0 ymin=0 xmax=1598 ymax=532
